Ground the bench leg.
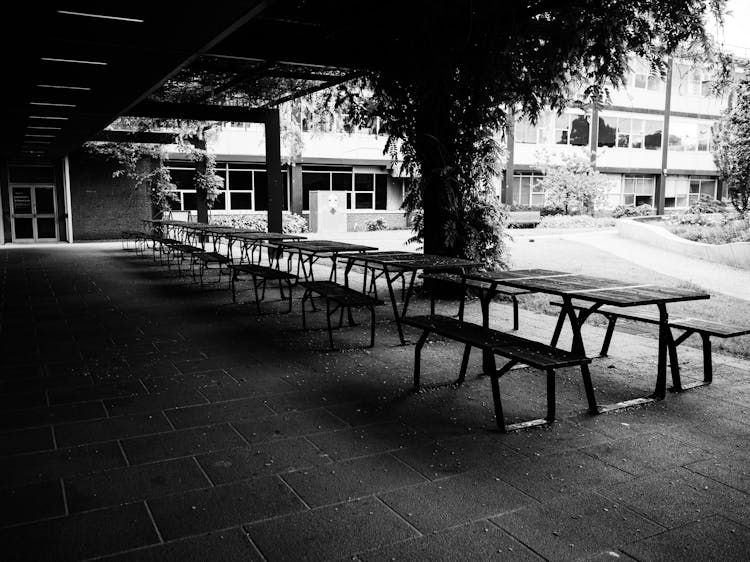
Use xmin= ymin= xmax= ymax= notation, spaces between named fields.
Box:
xmin=579 ymin=363 xmax=598 ymax=414
xmin=285 ymin=279 xmax=294 ymax=313
xmin=546 ymin=368 xmax=556 ymax=423
xmin=600 ymin=316 xmax=617 ymax=356
xmin=667 ymin=329 xmax=682 ymax=391
xmin=550 ymin=310 xmax=566 ymax=347
xmin=489 ymin=357 xmax=515 ymax=432
xmin=701 ymin=333 xmax=713 ymax=384
xmin=458 ymin=345 xmax=471 ymax=384
xmin=252 ymin=275 xmax=262 ymax=315
xmin=231 ymin=270 xmax=238 ymax=303
xmin=301 ymin=290 xmax=310 ymax=330
xmin=413 ymin=330 xmax=431 ymax=391
xmin=511 ymin=295 xmax=519 ymax=331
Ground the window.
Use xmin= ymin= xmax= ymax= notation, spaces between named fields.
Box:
xmin=665 ymin=176 xmax=717 ymax=208
xmin=599 ymin=115 xmax=662 ymax=150
xmin=553 ymin=113 xmax=589 ymax=146
xmin=511 ymin=173 xmax=545 ymax=206
xmin=622 ymin=176 xmax=655 ymax=206
xmin=676 ymin=65 xmax=712 ymax=97
xmin=166 ymin=162 xmax=289 ymax=212
xmin=302 ymin=167 xmax=389 ymax=211
xmin=668 ymin=120 xmax=713 ymax=152
xmin=515 ymin=118 xmax=542 ymax=144
xmin=629 ymin=59 xmax=662 ymax=92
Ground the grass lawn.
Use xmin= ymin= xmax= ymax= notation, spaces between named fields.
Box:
xmin=503 ymin=236 xmax=750 ymax=359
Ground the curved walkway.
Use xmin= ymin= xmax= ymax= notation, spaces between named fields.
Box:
xmin=556 ymin=230 xmax=750 ymax=301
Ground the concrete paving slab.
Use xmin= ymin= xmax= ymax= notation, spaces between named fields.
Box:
xmin=54 ymin=412 xmax=173 ymax=448
xmin=148 ymin=477 xmax=306 ymax=540
xmin=65 ymin=457 xmax=211 ymax=513
xmin=492 ymin=491 xmax=665 ymax=562
xmin=379 ymin=470 xmax=534 ymax=533
xmin=98 ymin=528 xmax=263 ymax=562
xmin=0 ymin=426 xmax=54 ymax=456
xmin=231 ymin=408 xmax=347 ymax=444
xmin=0 ymin=503 xmax=159 ymax=562
xmin=620 ymin=515 xmax=750 ymax=562
xmin=282 ymin=452 xmax=426 ymax=507
xmin=196 ymin=437 xmax=331 ymax=484
xmin=0 ymin=479 xmax=65 ymax=527
xmin=247 ymin=496 xmax=418 ymax=562
xmin=120 ymin=423 xmax=246 ymax=465
xmin=359 ymin=520 xmax=543 ymax=562
xmin=307 ymin=422 xmax=433 ymax=461
xmin=164 ymin=397 xmax=274 ymax=429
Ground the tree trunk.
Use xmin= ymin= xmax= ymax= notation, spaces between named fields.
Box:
xmin=416 ymin=84 xmax=457 ymax=257
xmin=193 ymin=137 xmax=209 ymax=224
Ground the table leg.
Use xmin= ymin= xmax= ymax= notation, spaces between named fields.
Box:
xmin=652 ymin=303 xmax=669 ymax=399
xmin=384 ymin=267 xmax=411 ymax=345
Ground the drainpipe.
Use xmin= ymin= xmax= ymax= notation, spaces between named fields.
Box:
xmin=502 ymin=109 xmax=515 ymax=205
xmin=657 ymin=58 xmax=674 ymax=214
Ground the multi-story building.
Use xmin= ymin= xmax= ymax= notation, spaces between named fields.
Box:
xmin=507 ymin=57 xmax=740 ymax=212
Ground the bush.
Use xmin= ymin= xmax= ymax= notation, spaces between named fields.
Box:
xmin=537 ymin=215 xmax=616 ymax=229
xmin=687 ymin=194 xmax=729 ymax=215
xmin=510 ymin=205 xmax=565 ymax=216
xmin=364 ymin=217 xmax=388 ymax=231
xmin=665 ymin=218 xmax=750 ymax=244
xmin=211 ymin=213 xmax=309 ymax=234
xmin=611 ymin=204 xmax=655 ymax=218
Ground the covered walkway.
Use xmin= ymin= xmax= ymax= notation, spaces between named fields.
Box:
xmin=1 ymin=244 xmax=749 ymax=561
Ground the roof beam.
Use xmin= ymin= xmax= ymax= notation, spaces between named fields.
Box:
xmin=124 ymin=100 xmax=268 ymax=123
xmin=92 ymin=130 xmax=177 ymax=144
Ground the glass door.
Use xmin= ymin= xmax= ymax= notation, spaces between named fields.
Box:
xmin=10 ymin=184 xmax=58 ymax=242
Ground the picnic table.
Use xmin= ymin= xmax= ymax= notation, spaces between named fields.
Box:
xmin=224 ymin=231 xmax=306 ymax=264
xmin=273 ymin=240 xmax=378 ymax=282
xmin=464 ymin=268 xmax=710 ymax=410
xmin=341 ymin=252 xmax=480 ymax=344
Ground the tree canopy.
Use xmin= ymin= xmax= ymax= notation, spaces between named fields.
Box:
xmin=713 ymin=75 xmax=750 ymax=216
xmin=329 ymin=0 xmax=726 ymax=265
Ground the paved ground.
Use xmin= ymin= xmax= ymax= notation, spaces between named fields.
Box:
xmin=1 ymin=242 xmax=749 ymax=561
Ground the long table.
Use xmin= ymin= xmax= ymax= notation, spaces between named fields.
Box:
xmin=341 ymin=252 xmax=480 ymax=344
xmin=464 ymin=269 xmax=710 ymax=409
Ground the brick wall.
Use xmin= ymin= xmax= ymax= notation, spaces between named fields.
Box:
xmin=347 ymin=211 xmax=407 ymax=231
xmin=68 ymin=151 xmax=151 ymax=240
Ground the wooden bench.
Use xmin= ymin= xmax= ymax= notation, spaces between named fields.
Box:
xmin=402 ymin=314 xmax=595 ymax=431
xmin=165 ymin=243 xmax=203 ymax=276
xmin=229 ymin=263 xmax=297 ymax=314
xmin=120 ymin=230 xmax=146 ymax=252
xmin=422 ymin=272 xmax=531 ymax=330
xmin=550 ymin=302 xmax=750 ymax=389
xmin=193 ymin=251 xmax=231 ymax=288
xmin=299 ymin=281 xmax=384 ymax=350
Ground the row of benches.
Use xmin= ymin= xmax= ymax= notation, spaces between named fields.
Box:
xmin=123 ymin=230 xmax=385 ymax=350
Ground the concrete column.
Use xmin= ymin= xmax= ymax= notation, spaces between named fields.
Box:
xmin=502 ymin=110 xmax=515 ymax=205
xmin=290 ymin=162 xmax=303 ymax=214
xmin=589 ymin=102 xmax=600 ymax=164
xmin=194 ymin=137 xmax=209 ymax=224
xmin=657 ymin=58 xmax=674 ymax=214
xmin=265 ymin=109 xmax=283 ymax=232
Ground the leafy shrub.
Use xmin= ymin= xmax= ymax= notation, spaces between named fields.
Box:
xmin=364 ymin=217 xmax=388 ymax=231
xmin=665 ymin=218 xmax=750 ymax=244
xmin=687 ymin=194 xmax=729 ymax=214
xmin=537 ymin=215 xmax=616 ymax=229
xmin=211 ymin=213 xmax=309 ymax=234
xmin=510 ymin=205 xmax=564 ymax=216
xmin=611 ymin=204 xmax=655 ymax=218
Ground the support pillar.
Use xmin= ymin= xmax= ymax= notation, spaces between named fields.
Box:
xmin=265 ymin=108 xmax=283 ymax=232
xmin=502 ymin=110 xmax=515 ymax=205
xmin=194 ymin=137 xmax=209 ymax=224
xmin=656 ymin=58 xmax=673 ymax=215
xmin=290 ymin=162 xmax=303 ymax=215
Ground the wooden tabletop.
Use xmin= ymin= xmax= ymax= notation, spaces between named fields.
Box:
xmin=275 ymin=240 xmax=378 ymax=253
xmin=465 ymin=269 xmax=710 ymax=307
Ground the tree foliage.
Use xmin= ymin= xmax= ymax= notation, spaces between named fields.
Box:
xmin=713 ymin=76 xmax=750 ymax=216
xmin=536 ymin=150 xmax=610 ymax=215
xmin=325 ymin=0 xmax=724 ymax=264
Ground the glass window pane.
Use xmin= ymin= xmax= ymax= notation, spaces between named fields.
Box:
xmin=555 ymin=114 xmax=569 ymax=128
xmin=675 ymin=196 xmax=688 ymax=207
xmin=354 ymin=173 xmax=373 ymax=191
xmin=254 ymin=172 xmax=268 ymax=211
xmin=647 ymin=75 xmax=661 ymax=91
xmin=212 ymin=192 xmax=226 ymax=210
xmin=634 ymin=74 xmax=647 ymax=89
xmin=531 ymin=193 xmax=545 ymax=206
xmin=183 ymin=192 xmax=197 ymax=210
xmin=555 ymin=129 xmax=569 ymax=144
xmin=375 ymin=175 xmax=387 ymax=209
xmin=331 ymin=173 xmax=351 ymax=191
xmin=302 ymin=172 xmax=330 ymax=210
xmin=644 ymin=130 xmax=661 ymax=150
xmin=598 ymin=116 xmax=617 ymax=147
xmin=630 ymin=135 xmax=643 ymax=149
xmin=355 ymin=193 xmax=373 ymax=209
xmin=230 ymin=193 xmax=254 ymax=210
xmin=617 ymin=134 xmax=630 ymax=148
xmin=631 ymin=119 xmax=645 ymax=133
xmin=228 ymin=170 xmax=252 ymax=190
xmin=569 ymin=115 xmax=589 ymax=146
xmin=168 ymin=195 xmax=182 ymax=211
xmin=689 ymin=180 xmax=700 ymax=194
xmin=520 ymin=183 xmax=531 ymax=204
xmin=699 ymin=180 xmax=715 ymax=198
xmin=14 ymin=217 xmax=34 ymax=238
xmin=12 ymin=188 xmax=32 ymax=214
xmin=169 ymin=169 xmax=194 ymax=190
